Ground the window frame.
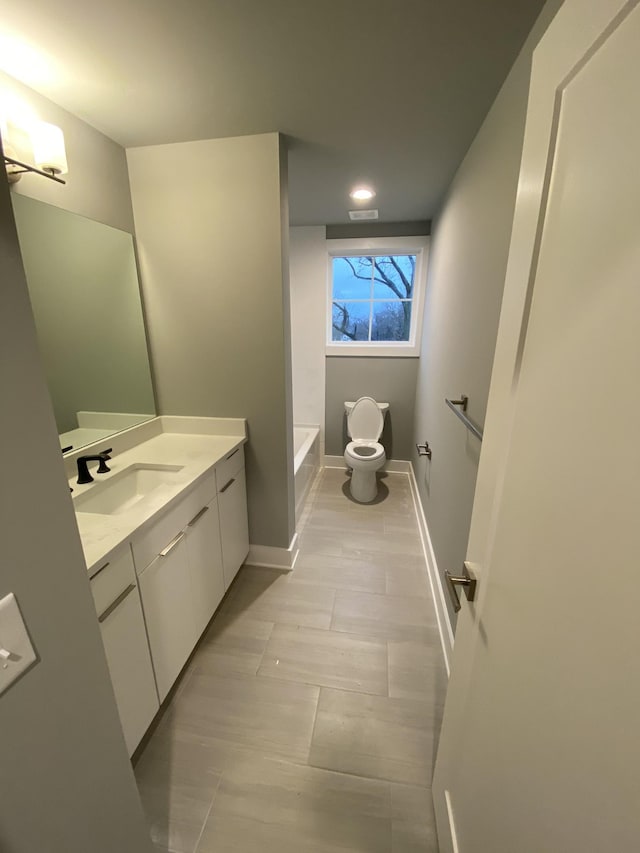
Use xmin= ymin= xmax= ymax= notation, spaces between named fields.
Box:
xmin=326 ymin=236 xmax=429 ymax=357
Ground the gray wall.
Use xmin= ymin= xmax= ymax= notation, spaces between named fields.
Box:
xmin=0 ymin=171 xmax=151 ymax=851
xmin=411 ymin=0 xmax=564 ymax=626
xmin=326 ymin=357 xmax=419 ymax=459
xmin=0 ymin=71 xmax=134 ymax=231
xmin=127 ymin=132 xmax=294 ymax=550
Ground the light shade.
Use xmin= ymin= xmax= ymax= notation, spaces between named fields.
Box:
xmin=32 ymin=120 xmax=67 ymax=175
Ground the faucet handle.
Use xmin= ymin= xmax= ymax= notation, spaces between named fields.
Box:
xmin=97 ymin=448 xmax=112 ymax=474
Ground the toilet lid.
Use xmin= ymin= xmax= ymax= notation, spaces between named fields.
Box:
xmin=348 ymin=397 xmax=383 ymax=440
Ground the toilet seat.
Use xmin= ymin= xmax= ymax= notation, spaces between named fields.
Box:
xmin=345 ymin=440 xmax=385 ymax=462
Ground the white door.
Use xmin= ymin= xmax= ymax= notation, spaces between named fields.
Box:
xmin=433 ymin=2 xmax=640 ymax=851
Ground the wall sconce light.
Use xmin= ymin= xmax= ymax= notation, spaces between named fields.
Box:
xmin=2 ymin=111 xmax=67 ymax=185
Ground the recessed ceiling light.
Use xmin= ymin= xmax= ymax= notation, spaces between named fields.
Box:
xmin=350 ymin=186 xmax=376 ymax=201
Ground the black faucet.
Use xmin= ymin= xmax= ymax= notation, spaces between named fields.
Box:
xmin=76 ymin=448 xmax=112 ymax=484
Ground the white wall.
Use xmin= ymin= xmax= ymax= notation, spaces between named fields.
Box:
xmin=0 ymin=170 xmax=151 ymax=851
xmin=289 ymin=226 xmax=326 ymax=447
xmin=411 ymin=0 xmax=564 ymax=630
xmin=128 ymin=133 xmax=295 ymax=550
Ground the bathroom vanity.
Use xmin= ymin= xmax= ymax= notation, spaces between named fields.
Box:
xmin=71 ymin=416 xmax=249 ymax=755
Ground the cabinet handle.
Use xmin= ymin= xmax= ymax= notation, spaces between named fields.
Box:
xmin=188 ymin=505 xmax=209 ymax=527
xmin=220 ymin=477 xmax=235 ymax=493
xmin=225 ymin=447 xmax=240 ymax=460
xmin=91 ymin=561 xmax=110 ymax=579
xmin=98 ymin=584 xmax=136 ymax=623
xmin=159 ymin=531 xmax=185 ymax=557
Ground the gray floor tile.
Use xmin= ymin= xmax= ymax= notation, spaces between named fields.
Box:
xmin=135 ymin=723 xmax=227 ymax=786
xmin=192 ymin=612 xmax=274 ymax=677
xmin=309 ymin=688 xmax=437 ymax=787
xmin=144 ymin=816 xmax=205 ymax=853
xmin=391 ymin=783 xmax=440 ymax=852
xmin=332 ymin=590 xmax=438 ymax=643
xmin=220 ymin=567 xmax=336 ymax=629
xmin=258 ymin=624 xmax=388 ymax=695
xmin=167 ymin=671 xmax=320 ymax=763
xmin=341 ymin=531 xmax=424 ymax=558
xmin=292 ymin=552 xmax=387 ymax=593
xmin=196 ymin=753 xmax=392 ymax=853
xmin=135 ymin=723 xmax=224 ymax=852
xmin=388 ymin=639 xmax=447 ymax=705
xmin=385 ymin=564 xmax=430 ymax=597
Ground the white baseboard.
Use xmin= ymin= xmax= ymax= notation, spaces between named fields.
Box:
xmin=323 ymin=454 xmax=412 ymax=474
xmin=408 ymin=462 xmax=454 ymax=675
xmin=245 ymin=533 xmax=299 ymax=571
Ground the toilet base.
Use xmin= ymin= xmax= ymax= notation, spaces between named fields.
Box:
xmin=349 ymin=468 xmax=378 ymax=503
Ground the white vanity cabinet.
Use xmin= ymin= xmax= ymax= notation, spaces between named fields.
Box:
xmin=133 ymin=459 xmax=244 ymax=702
xmin=90 ymin=547 xmax=159 ymax=756
xmin=215 ymin=445 xmax=250 ymax=589
xmin=185 ymin=496 xmax=225 ymax=638
xmin=137 ymin=531 xmax=196 ymax=702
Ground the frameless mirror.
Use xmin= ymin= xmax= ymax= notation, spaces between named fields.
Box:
xmin=11 ymin=194 xmax=156 ymax=453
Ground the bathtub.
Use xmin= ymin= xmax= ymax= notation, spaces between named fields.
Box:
xmin=293 ymin=425 xmax=320 ymax=523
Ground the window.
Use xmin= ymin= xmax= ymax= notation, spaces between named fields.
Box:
xmin=331 ymin=255 xmax=416 ymax=342
xmin=326 ymin=237 xmax=428 ymax=357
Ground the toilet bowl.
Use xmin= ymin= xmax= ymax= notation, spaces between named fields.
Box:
xmin=344 ymin=397 xmax=387 ymax=502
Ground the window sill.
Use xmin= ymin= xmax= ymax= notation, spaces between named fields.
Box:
xmin=326 ymin=343 xmax=420 ymax=357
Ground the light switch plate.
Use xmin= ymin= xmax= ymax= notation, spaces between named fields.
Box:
xmin=0 ymin=593 xmax=37 ymax=696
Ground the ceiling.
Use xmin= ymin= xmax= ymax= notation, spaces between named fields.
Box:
xmin=0 ymin=0 xmax=547 ymax=225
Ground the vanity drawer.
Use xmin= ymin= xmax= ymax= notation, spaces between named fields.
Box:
xmin=215 ymin=444 xmax=244 ymax=493
xmin=90 ymin=546 xmax=137 ymax=618
xmin=131 ymin=472 xmax=216 ymax=572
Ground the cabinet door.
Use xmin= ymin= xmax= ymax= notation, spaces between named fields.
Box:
xmin=218 ymin=469 xmax=249 ymax=590
xmin=185 ymin=497 xmax=225 ymax=637
xmin=98 ymin=584 xmax=159 ymax=756
xmin=138 ymin=533 xmax=196 ymax=702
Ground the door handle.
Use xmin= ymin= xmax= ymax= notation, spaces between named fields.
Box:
xmin=445 ymin=562 xmax=477 ymax=613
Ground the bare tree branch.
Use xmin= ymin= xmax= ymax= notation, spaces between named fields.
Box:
xmin=387 ymin=256 xmax=412 ymax=298
xmin=331 ymin=301 xmax=357 ymax=340
xmin=343 ymin=256 xmax=405 ymax=301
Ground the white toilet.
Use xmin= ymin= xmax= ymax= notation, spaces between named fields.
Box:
xmin=344 ymin=397 xmax=388 ymax=503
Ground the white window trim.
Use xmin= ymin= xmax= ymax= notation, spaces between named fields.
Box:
xmin=326 ymin=235 xmax=429 ymax=357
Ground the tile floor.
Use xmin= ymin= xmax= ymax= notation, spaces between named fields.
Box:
xmin=135 ymin=467 xmax=447 ymax=852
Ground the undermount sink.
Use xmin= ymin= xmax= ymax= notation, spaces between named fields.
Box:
xmin=74 ymin=464 xmax=185 ymax=516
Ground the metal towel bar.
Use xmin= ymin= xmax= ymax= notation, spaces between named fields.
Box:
xmin=445 ymin=395 xmax=484 ymax=441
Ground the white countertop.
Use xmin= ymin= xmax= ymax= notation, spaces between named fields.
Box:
xmin=72 ymin=429 xmax=245 ymax=576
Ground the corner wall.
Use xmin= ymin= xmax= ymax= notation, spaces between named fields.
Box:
xmin=412 ymin=0 xmax=564 ymax=628
xmin=0 ymin=167 xmax=151 ymax=853
xmin=127 ymin=132 xmax=294 ymax=550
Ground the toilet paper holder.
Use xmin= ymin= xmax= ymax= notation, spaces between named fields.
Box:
xmin=416 ymin=441 xmax=432 ymax=459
